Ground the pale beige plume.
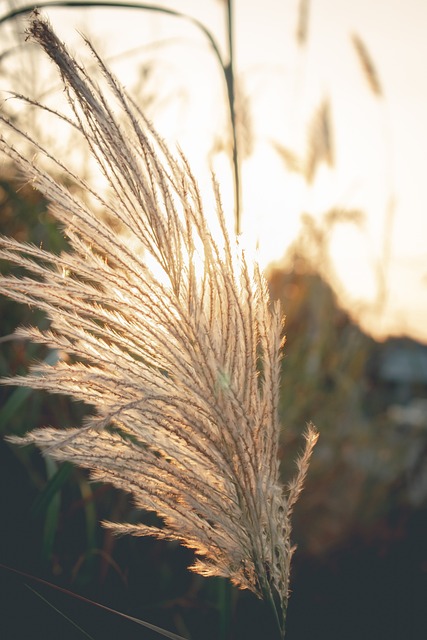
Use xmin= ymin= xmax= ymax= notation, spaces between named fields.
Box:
xmin=0 ymin=15 xmax=317 ymax=637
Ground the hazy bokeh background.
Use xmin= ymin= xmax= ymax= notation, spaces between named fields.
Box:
xmin=0 ymin=1 xmax=426 ymax=639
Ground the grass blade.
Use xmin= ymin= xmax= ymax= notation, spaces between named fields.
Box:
xmin=1 ymin=563 xmax=189 ymax=640
xmin=25 ymin=584 xmax=96 ymax=640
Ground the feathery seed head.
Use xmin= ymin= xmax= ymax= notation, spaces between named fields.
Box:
xmin=0 ymin=15 xmax=317 ymax=637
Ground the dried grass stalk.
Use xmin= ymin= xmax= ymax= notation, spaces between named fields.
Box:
xmin=0 ymin=15 xmax=317 ymax=637
xmin=351 ymin=33 xmax=383 ymax=97
xmin=305 ymin=98 xmax=334 ymax=183
xmin=296 ymin=0 xmax=310 ymax=47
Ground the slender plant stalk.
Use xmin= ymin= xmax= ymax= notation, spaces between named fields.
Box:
xmin=223 ymin=0 xmax=241 ymax=235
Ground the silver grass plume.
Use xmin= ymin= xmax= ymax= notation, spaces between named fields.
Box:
xmin=0 ymin=15 xmax=317 ymax=637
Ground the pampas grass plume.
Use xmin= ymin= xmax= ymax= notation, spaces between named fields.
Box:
xmin=0 ymin=14 xmax=317 ymax=637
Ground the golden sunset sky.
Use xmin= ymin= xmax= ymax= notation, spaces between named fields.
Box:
xmin=1 ymin=0 xmax=426 ymax=342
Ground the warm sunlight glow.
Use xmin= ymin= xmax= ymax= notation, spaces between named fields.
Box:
xmin=1 ymin=0 xmax=426 ymax=342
